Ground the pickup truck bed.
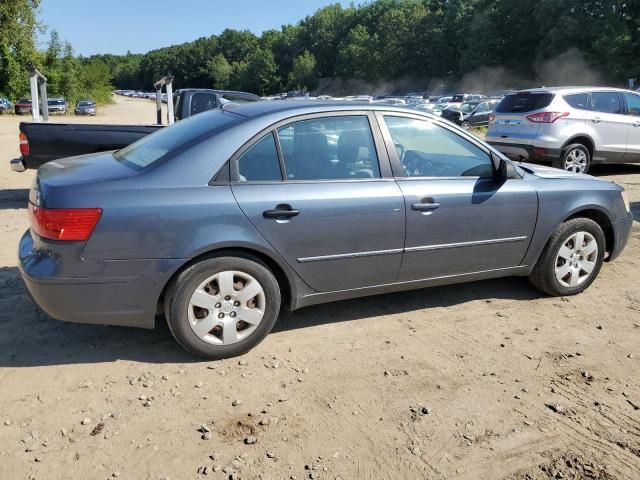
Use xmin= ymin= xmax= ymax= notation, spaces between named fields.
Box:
xmin=15 ymin=122 xmax=163 ymax=170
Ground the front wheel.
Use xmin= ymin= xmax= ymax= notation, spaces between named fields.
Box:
xmin=460 ymin=121 xmax=471 ymax=130
xmin=165 ymin=256 xmax=281 ymax=359
xmin=529 ymin=218 xmax=605 ymax=296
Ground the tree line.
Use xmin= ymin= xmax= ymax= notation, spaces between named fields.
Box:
xmin=1 ymin=0 xmax=639 ymax=103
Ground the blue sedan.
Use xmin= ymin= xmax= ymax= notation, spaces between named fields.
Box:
xmin=19 ymin=102 xmax=634 ymax=358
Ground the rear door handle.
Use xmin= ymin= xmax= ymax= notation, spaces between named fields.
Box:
xmin=633 ymin=123 xmax=640 ymax=128
xmin=411 ymin=202 xmax=441 ymax=212
xmin=263 ymin=205 xmax=300 ymax=219
xmin=592 ymin=118 xmax=602 ymax=124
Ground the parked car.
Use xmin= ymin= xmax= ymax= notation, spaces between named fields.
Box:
xmin=18 ymin=101 xmax=633 ymax=359
xmin=14 ymin=98 xmax=32 ymax=115
xmin=486 ymin=87 xmax=640 ymax=173
xmin=11 ymin=88 xmax=261 ymax=171
xmin=48 ymin=98 xmax=68 ymax=115
xmin=412 ymin=103 xmax=446 ymax=116
xmin=442 ymin=100 xmax=500 ymax=130
xmin=75 ymin=99 xmax=97 ymax=115
xmin=450 ymin=93 xmax=487 ymax=104
xmin=0 ymin=97 xmax=12 ymax=113
xmin=172 ymin=89 xmax=260 ymax=121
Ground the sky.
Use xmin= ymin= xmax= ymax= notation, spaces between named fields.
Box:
xmin=37 ymin=0 xmax=353 ymax=57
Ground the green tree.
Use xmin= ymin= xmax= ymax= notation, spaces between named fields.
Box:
xmin=208 ymin=53 xmax=231 ymax=89
xmin=288 ymin=50 xmax=317 ymax=90
xmin=0 ymin=0 xmax=41 ymax=99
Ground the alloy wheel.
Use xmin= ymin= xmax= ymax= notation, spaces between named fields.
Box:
xmin=564 ymin=148 xmax=588 ymax=173
xmin=187 ymin=270 xmax=266 ymax=345
xmin=554 ymin=231 xmax=598 ymax=288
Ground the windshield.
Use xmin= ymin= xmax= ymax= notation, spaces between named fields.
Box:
xmin=496 ymin=93 xmax=554 ymax=113
xmin=78 ymin=101 xmax=93 ymax=107
xmin=49 ymin=99 xmax=65 ymax=105
xmin=114 ymin=110 xmax=239 ymax=169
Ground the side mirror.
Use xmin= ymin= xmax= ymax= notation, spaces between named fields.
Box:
xmin=491 ymin=152 xmax=509 ymax=178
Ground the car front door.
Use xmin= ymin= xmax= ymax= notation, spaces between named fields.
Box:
xmin=231 ymin=113 xmax=406 ymax=292
xmin=377 ymin=113 xmax=538 ymax=282
xmin=622 ymin=91 xmax=640 ymax=162
xmin=588 ymin=91 xmax=628 ymax=162
xmin=469 ymin=102 xmax=490 ymax=126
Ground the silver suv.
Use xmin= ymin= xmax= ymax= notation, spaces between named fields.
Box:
xmin=486 ymin=87 xmax=640 ymax=173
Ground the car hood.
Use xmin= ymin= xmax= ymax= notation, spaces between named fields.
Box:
xmin=516 ymin=162 xmax=593 ymax=179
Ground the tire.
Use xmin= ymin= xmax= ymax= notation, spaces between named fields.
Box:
xmin=529 ymin=218 xmax=605 ymax=297
xmin=554 ymin=143 xmax=591 ymax=174
xmin=165 ymin=255 xmax=281 ymax=359
xmin=460 ymin=121 xmax=471 ymax=130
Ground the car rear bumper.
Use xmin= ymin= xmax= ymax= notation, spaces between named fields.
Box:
xmin=10 ymin=157 xmax=26 ymax=172
xmin=609 ymin=212 xmax=634 ymax=261
xmin=18 ymin=230 xmax=183 ymax=329
xmin=487 ymin=141 xmax=561 ymax=163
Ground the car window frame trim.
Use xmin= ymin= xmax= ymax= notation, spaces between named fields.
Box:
xmin=225 ymin=110 xmax=394 ymax=185
xmin=373 ymin=110 xmax=500 ymax=179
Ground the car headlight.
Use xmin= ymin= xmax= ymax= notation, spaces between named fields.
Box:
xmin=621 ymin=190 xmax=631 ymax=213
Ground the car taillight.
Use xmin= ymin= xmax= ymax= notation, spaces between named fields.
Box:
xmin=488 ymin=113 xmax=496 ymax=122
xmin=526 ymin=112 xmax=569 ymax=123
xmin=19 ymin=132 xmax=29 ymax=156
xmin=28 ymin=204 xmax=102 ymax=241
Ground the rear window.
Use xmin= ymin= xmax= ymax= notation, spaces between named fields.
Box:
xmin=114 ymin=110 xmax=239 ymax=169
xmin=495 ymin=93 xmax=554 ymax=113
xmin=564 ymin=93 xmax=589 ymax=110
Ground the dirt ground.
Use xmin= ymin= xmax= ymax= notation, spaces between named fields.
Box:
xmin=0 ymin=96 xmax=639 ymax=480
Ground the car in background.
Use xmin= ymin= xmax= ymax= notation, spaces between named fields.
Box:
xmin=75 ymin=100 xmax=97 ymax=116
xmin=486 ymin=87 xmax=640 ymax=173
xmin=450 ymin=93 xmax=488 ymax=104
xmin=18 ymin=101 xmax=633 ymax=359
xmin=442 ymin=100 xmax=500 ymax=130
xmin=14 ymin=98 xmax=32 ymax=115
xmin=412 ymin=103 xmax=446 ymax=116
xmin=172 ymin=89 xmax=261 ymax=121
xmin=48 ymin=98 xmax=68 ymax=115
xmin=437 ymin=96 xmax=453 ymax=104
xmin=0 ymin=98 xmax=12 ymax=113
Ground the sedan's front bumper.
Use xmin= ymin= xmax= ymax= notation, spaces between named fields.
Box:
xmin=18 ymin=230 xmax=182 ymax=329
xmin=609 ymin=212 xmax=634 ymax=261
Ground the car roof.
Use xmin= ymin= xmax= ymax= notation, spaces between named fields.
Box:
xmin=514 ymin=86 xmax=634 ymax=95
xmin=225 ymin=100 xmax=431 ymax=119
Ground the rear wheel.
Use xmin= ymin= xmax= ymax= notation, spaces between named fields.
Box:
xmin=165 ymin=256 xmax=281 ymax=359
xmin=529 ymin=218 xmax=605 ymax=296
xmin=554 ymin=143 xmax=591 ymax=173
xmin=460 ymin=121 xmax=471 ymax=130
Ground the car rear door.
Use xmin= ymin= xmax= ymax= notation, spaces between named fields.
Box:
xmin=587 ymin=91 xmax=628 ymax=162
xmin=231 ymin=112 xmax=406 ymax=292
xmin=377 ymin=112 xmax=538 ymax=282
xmin=621 ymin=91 xmax=640 ymax=162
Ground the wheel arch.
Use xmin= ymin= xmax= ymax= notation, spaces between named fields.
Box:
xmin=562 ymin=135 xmax=595 ymax=157
xmin=563 ymin=207 xmax=614 ymax=258
xmin=156 ymin=243 xmax=301 ymax=321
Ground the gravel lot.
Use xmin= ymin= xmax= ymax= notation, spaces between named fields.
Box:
xmin=0 ymin=96 xmax=639 ymax=480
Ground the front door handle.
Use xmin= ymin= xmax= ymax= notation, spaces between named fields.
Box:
xmin=411 ymin=201 xmax=441 ymax=212
xmin=592 ymin=117 xmax=602 ymax=124
xmin=633 ymin=123 xmax=640 ymax=128
xmin=263 ymin=204 xmax=300 ymax=219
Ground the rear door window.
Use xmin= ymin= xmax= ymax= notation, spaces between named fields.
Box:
xmin=623 ymin=92 xmax=640 ymax=116
xmin=564 ymin=93 xmax=589 ymax=110
xmin=590 ymin=92 xmax=622 ymax=114
xmin=277 ymin=116 xmax=381 ymax=181
xmin=495 ymin=93 xmax=554 ymax=113
xmin=236 ymin=133 xmax=282 ymax=182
